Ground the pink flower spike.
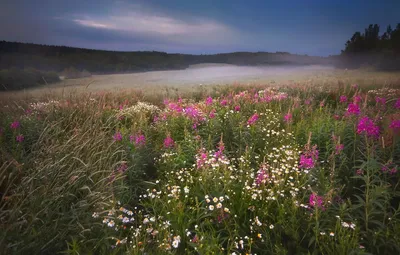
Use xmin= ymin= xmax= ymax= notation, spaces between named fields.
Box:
xmin=10 ymin=121 xmax=20 ymax=129
xmin=339 ymin=95 xmax=347 ymax=103
xmin=247 ymin=113 xmax=259 ymax=126
xmin=356 ymin=116 xmax=379 ymax=138
xmin=16 ymin=134 xmax=24 ymax=143
xmin=347 ymin=103 xmax=360 ymax=115
xmin=164 ymin=135 xmax=175 ymax=148
xmin=395 ymin=98 xmax=400 ymax=109
xmin=284 ymin=113 xmax=292 ymax=123
xmin=113 ymin=132 xmax=123 ymax=141
xmin=205 ymin=97 xmax=213 ymax=106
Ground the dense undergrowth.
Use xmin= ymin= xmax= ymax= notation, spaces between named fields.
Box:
xmin=1 ymin=81 xmax=400 ymax=254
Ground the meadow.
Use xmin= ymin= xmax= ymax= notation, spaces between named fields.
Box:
xmin=1 ymin=69 xmax=400 ymax=254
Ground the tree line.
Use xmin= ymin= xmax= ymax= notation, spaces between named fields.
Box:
xmin=338 ymin=23 xmax=400 ymax=70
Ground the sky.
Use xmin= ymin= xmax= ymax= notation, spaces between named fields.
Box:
xmin=0 ymin=0 xmax=399 ymax=56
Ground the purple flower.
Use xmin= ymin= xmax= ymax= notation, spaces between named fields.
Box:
xmin=335 ymin=144 xmax=344 ymax=155
xmin=113 ymin=132 xmax=123 ymax=141
xmin=16 ymin=134 xmax=24 ymax=143
xmin=117 ymin=163 xmax=128 ymax=173
xmin=309 ymin=193 xmax=325 ymax=210
xmin=209 ymin=109 xmax=216 ymax=119
xmin=347 ymin=103 xmax=360 ymax=115
xmin=395 ymin=98 xmax=400 ymax=109
xmin=205 ymin=96 xmax=213 ymax=106
xmin=247 ymin=113 xmax=259 ymax=126
xmin=164 ymin=135 xmax=175 ymax=148
xmin=389 ymin=120 xmax=400 ymax=130
xmin=220 ymin=99 xmax=228 ymax=106
xmin=375 ymin=97 xmax=386 ymax=105
xmin=357 ymin=116 xmax=379 ymax=138
xmin=340 ymin=95 xmax=347 ymax=103
xmin=284 ymin=113 xmax=292 ymax=123
xmin=353 ymin=95 xmax=362 ymax=104
xmin=130 ymin=134 xmax=146 ymax=146
xmin=299 ymin=155 xmax=315 ymax=169
xmin=356 ymin=169 xmax=364 ymax=175
xmin=10 ymin=121 xmax=20 ymax=129
xmin=234 ymin=105 xmax=241 ymax=112
xmin=196 ymin=150 xmax=208 ymax=169
xmin=255 ymin=165 xmax=269 ymax=185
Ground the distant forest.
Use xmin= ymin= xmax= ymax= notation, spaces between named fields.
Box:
xmin=338 ymin=23 xmax=400 ymax=70
xmin=0 ymin=41 xmax=332 ymax=74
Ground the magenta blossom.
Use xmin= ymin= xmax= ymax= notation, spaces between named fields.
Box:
xmin=247 ymin=113 xmax=259 ymax=126
xmin=357 ymin=116 xmax=379 ymax=138
xmin=356 ymin=169 xmax=364 ymax=175
xmin=10 ymin=121 xmax=20 ymax=129
xmin=395 ymin=98 xmax=400 ymax=109
xmin=117 ymin=163 xmax=128 ymax=173
xmin=347 ymin=103 xmax=360 ymax=115
xmin=353 ymin=95 xmax=362 ymax=104
xmin=376 ymin=97 xmax=386 ymax=105
xmin=284 ymin=113 xmax=292 ymax=123
xmin=220 ymin=99 xmax=228 ymax=106
xmin=309 ymin=193 xmax=325 ymax=211
xmin=16 ymin=134 xmax=24 ymax=143
xmin=234 ymin=105 xmax=241 ymax=112
xmin=299 ymin=155 xmax=315 ymax=169
xmin=389 ymin=120 xmax=400 ymax=130
xmin=113 ymin=132 xmax=123 ymax=141
xmin=335 ymin=144 xmax=344 ymax=154
xmin=205 ymin=96 xmax=213 ymax=106
xmin=196 ymin=150 xmax=208 ymax=169
xmin=164 ymin=135 xmax=175 ymax=148
xmin=131 ymin=134 xmax=146 ymax=146
xmin=255 ymin=165 xmax=269 ymax=186
xmin=209 ymin=109 xmax=216 ymax=119
xmin=340 ymin=95 xmax=347 ymax=103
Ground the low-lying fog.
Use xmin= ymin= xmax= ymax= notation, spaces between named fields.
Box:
xmin=59 ymin=64 xmax=335 ymax=90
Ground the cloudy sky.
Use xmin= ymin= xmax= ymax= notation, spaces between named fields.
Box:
xmin=0 ymin=0 xmax=399 ymax=56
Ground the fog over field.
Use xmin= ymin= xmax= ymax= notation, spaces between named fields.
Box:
xmin=58 ymin=64 xmax=334 ymax=90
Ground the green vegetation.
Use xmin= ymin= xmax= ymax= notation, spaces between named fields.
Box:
xmin=0 ymin=68 xmax=60 ymax=91
xmin=1 ymin=73 xmax=400 ymax=254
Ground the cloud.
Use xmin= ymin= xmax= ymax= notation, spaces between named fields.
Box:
xmin=68 ymin=5 xmax=238 ymax=46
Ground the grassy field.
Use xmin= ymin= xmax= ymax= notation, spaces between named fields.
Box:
xmin=1 ymin=70 xmax=400 ymax=254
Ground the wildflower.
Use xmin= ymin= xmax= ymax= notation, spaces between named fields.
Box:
xmin=284 ymin=113 xmax=292 ymax=123
xmin=10 ymin=121 xmax=20 ymax=129
xmin=353 ymin=95 xmax=362 ymax=104
xmin=305 ymin=99 xmax=311 ymax=105
xmin=107 ymin=220 xmax=115 ymax=227
xmin=375 ymin=97 xmax=386 ymax=106
xmin=347 ymin=103 xmax=360 ymax=115
xmin=219 ymin=196 xmax=224 ymax=202
xmin=213 ymin=197 xmax=219 ymax=203
xmin=205 ymin=96 xmax=213 ymax=106
xmin=356 ymin=169 xmax=364 ymax=175
xmin=216 ymin=203 xmax=222 ymax=209
xmin=357 ymin=116 xmax=379 ymax=138
xmin=330 ymin=232 xmax=335 ymax=237
xmin=16 ymin=134 xmax=24 ymax=143
xmin=130 ymin=133 xmax=146 ymax=146
xmin=209 ymin=205 xmax=215 ymax=211
xmin=257 ymin=233 xmax=262 ymax=238
xmin=299 ymin=155 xmax=314 ymax=169
xmin=234 ymin=105 xmax=241 ymax=112
xmin=220 ymin=99 xmax=228 ymax=106
xmin=113 ymin=132 xmax=123 ymax=141
xmin=255 ymin=165 xmax=269 ymax=185
xmin=309 ymin=192 xmax=325 ymax=210
xmin=389 ymin=120 xmax=400 ymax=130
xmin=269 ymin=224 xmax=274 ymax=229
xmin=209 ymin=109 xmax=216 ymax=119
xmin=335 ymin=144 xmax=344 ymax=155
xmin=395 ymin=98 xmax=400 ymax=109
xmin=164 ymin=135 xmax=175 ymax=148
xmin=340 ymin=95 xmax=347 ymax=103
xmin=247 ymin=113 xmax=259 ymax=126
xmin=92 ymin=212 xmax=99 ymax=218
xmin=172 ymin=235 xmax=181 ymax=248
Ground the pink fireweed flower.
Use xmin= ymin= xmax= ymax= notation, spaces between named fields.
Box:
xmin=335 ymin=144 xmax=344 ymax=155
xmin=305 ymin=99 xmax=312 ymax=105
xmin=395 ymin=98 xmax=400 ymax=109
xmin=16 ymin=134 xmax=24 ymax=143
xmin=10 ymin=121 xmax=20 ymax=129
xmin=375 ymin=97 xmax=386 ymax=105
xmin=209 ymin=109 xmax=216 ymax=119
xmin=196 ymin=150 xmax=208 ymax=169
xmin=247 ymin=113 xmax=259 ymax=126
xmin=347 ymin=103 xmax=360 ymax=115
xmin=353 ymin=95 xmax=362 ymax=104
xmin=205 ymin=96 xmax=213 ymax=106
xmin=164 ymin=135 xmax=175 ymax=148
xmin=284 ymin=113 xmax=292 ymax=123
xmin=389 ymin=120 xmax=400 ymax=130
xmin=356 ymin=169 xmax=364 ymax=175
xmin=234 ymin=105 xmax=241 ymax=112
xmin=117 ymin=163 xmax=128 ymax=173
xmin=220 ymin=99 xmax=228 ymax=106
xmin=113 ymin=132 xmax=123 ymax=141
xmin=309 ymin=193 xmax=325 ymax=211
xmin=357 ymin=116 xmax=379 ymax=138
xmin=299 ymin=145 xmax=319 ymax=169
xmin=255 ymin=165 xmax=269 ymax=186
xmin=340 ymin=95 xmax=347 ymax=103
xmin=214 ymin=141 xmax=225 ymax=159
xmin=131 ymin=134 xmax=146 ymax=146
xmin=333 ymin=114 xmax=341 ymax=120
